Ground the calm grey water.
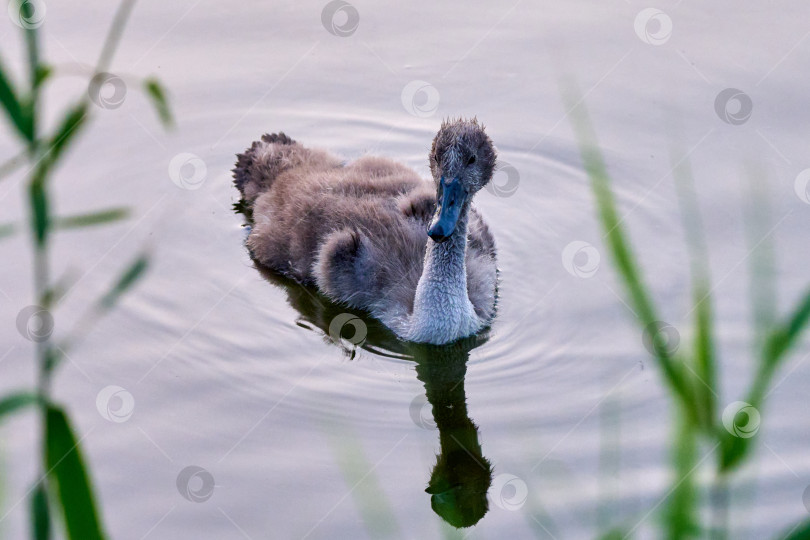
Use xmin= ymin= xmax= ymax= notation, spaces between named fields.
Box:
xmin=2 ymin=1 xmax=810 ymax=538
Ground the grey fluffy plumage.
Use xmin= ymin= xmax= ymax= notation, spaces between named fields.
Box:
xmin=233 ymin=118 xmax=498 ymax=345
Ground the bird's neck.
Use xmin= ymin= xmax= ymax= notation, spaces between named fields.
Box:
xmin=409 ymin=210 xmax=480 ymax=344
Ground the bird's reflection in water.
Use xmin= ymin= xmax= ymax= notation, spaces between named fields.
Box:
xmin=412 ymin=339 xmax=492 ymax=527
xmin=254 ymin=264 xmax=494 ymax=528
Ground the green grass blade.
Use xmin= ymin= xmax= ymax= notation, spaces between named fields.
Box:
xmin=672 ymin=154 xmax=717 ymax=430
xmin=662 ymin=408 xmax=700 ymax=539
xmin=692 ymin=285 xmax=716 ymax=428
xmin=596 ymin=529 xmax=629 ymax=540
xmin=34 ymin=64 xmax=52 ymax=90
xmin=0 ymin=149 xmax=27 ymax=180
xmin=44 ymin=405 xmax=105 ymax=540
xmin=762 ymin=289 xmax=810 ymax=370
xmin=27 ymin=102 xmax=89 ymax=247
xmin=721 ymin=288 xmax=810 ymax=471
xmin=22 ymin=25 xmax=40 ymax=142
xmin=24 ymin=25 xmax=39 ymax=89
xmin=0 ymin=56 xmax=33 ymax=141
xmin=0 ymin=392 xmax=39 ymax=420
xmin=778 ymin=518 xmax=810 ymax=540
xmin=99 ymin=254 xmax=149 ymax=310
xmin=28 ymin=180 xmax=49 ymax=247
xmin=0 ymin=222 xmax=16 ymax=241
xmin=143 ymin=78 xmax=173 ymax=128
xmin=562 ymin=81 xmax=696 ymax=423
xmin=93 ymin=0 xmax=138 ymax=75
xmin=44 ymin=102 xmax=88 ymax=166
xmin=31 ymin=481 xmax=51 ymax=540
xmin=749 ymin=287 xmax=810 ymax=411
xmin=54 ymin=207 xmax=130 ymax=230
xmin=323 ymin=422 xmax=401 ymax=539
xmin=41 ymin=271 xmax=78 ymax=311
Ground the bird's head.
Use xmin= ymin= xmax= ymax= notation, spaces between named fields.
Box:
xmin=427 ymin=118 xmax=496 ymax=242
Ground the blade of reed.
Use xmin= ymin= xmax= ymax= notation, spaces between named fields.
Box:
xmin=720 ymin=288 xmax=810 ymax=471
xmin=0 ymin=56 xmax=32 ymax=141
xmin=671 ymin=151 xmax=717 ymax=431
xmin=0 ymin=392 xmax=39 ymax=421
xmin=0 ymin=222 xmax=16 ymax=241
xmin=562 ymin=79 xmax=697 ymax=425
xmin=44 ymin=406 xmax=105 ymax=540
xmin=30 ymin=481 xmax=51 ymax=540
xmin=143 ymin=78 xmax=173 ymax=127
xmin=778 ymin=518 xmax=810 ymax=540
xmin=54 ymin=208 xmax=130 ymax=230
xmin=662 ymin=407 xmax=700 ymax=540
xmin=322 ymin=423 xmax=400 ymax=539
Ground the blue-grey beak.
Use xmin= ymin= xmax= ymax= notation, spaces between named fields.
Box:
xmin=428 ymin=176 xmax=467 ymax=243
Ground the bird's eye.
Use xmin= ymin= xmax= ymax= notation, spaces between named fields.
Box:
xmin=467 ymin=155 xmax=476 ymax=166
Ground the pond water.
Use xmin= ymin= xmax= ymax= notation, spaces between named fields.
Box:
xmin=2 ymin=1 xmax=810 ymax=539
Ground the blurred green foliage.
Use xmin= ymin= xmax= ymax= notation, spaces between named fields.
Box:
xmin=0 ymin=1 xmax=171 ymax=538
xmin=565 ymin=80 xmax=810 ymax=539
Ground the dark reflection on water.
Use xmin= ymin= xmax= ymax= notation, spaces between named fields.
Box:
xmin=414 ymin=340 xmax=493 ymax=528
xmin=253 ymin=261 xmax=494 ymax=528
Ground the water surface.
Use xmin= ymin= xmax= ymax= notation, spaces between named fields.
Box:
xmin=1 ymin=1 xmax=810 ymax=538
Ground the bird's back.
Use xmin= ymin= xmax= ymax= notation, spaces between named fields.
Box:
xmin=233 ymin=134 xmax=496 ymax=328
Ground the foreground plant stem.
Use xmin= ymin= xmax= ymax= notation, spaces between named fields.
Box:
xmin=709 ymin=472 xmax=729 ymax=540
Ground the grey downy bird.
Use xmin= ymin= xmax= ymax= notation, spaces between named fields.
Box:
xmin=232 ymin=118 xmax=498 ymax=345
